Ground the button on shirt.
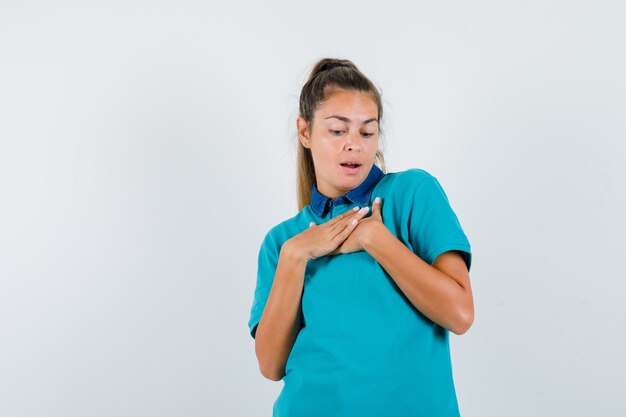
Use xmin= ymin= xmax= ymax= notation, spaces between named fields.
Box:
xmin=249 ymin=165 xmax=472 ymax=417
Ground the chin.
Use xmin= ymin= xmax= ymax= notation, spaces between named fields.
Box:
xmin=342 ymin=175 xmax=363 ymax=188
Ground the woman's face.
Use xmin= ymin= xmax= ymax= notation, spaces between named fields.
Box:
xmin=297 ymin=88 xmax=380 ymax=199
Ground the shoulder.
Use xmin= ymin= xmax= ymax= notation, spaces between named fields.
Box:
xmin=381 ymin=167 xmax=439 ymax=194
xmin=259 ymin=209 xmax=310 ymax=253
xmin=396 ymin=167 xmax=436 ymax=183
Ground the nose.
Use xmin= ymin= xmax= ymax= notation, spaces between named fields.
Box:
xmin=344 ymin=131 xmax=361 ymax=152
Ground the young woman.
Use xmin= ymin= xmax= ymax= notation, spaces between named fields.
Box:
xmin=248 ymin=58 xmax=474 ymax=417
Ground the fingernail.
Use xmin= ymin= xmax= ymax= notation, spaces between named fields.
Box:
xmin=359 ymin=207 xmax=369 ymax=214
xmin=374 ymin=197 xmax=381 ymax=204
xmin=353 ymin=206 xmax=360 ymax=211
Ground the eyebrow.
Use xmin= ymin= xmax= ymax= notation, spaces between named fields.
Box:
xmin=324 ymin=115 xmax=379 ymax=125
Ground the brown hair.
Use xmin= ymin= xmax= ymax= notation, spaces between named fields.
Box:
xmin=296 ymin=58 xmax=387 ymax=210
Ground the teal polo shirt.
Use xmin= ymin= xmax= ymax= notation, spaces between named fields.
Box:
xmin=248 ymin=165 xmax=472 ymax=417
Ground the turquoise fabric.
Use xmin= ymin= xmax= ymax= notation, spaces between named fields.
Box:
xmin=248 ymin=168 xmax=472 ymax=417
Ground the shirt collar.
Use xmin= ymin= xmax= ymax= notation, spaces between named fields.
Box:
xmin=310 ymin=164 xmax=385 ymax=217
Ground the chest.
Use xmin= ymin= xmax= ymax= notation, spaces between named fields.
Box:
xmin=301 ymin=250 xmax=411 ymax=333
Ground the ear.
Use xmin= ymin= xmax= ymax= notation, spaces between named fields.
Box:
xmin=297 ymin=117 xmax=311 ymax=149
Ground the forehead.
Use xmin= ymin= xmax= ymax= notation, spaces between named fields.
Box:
xmin=316 ymin=89 xmax=378 ymax=121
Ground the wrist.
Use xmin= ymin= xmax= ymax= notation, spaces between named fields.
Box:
xmin=361 ymin=222 xmax=386 ymax=252
xmin=281 ymin=239 xmax=311 ymax=264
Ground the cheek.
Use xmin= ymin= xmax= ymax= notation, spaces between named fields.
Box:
xmin=317 ymin=141 xmax=341 ymax=155
xmin=362 ymin=141 xmax=376 ymax=154
xmin=311 ymin=146 xmax=336 ymax=166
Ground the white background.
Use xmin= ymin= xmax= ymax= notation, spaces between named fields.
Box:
xmin=1 ymin=1 xmax=624 ymax=416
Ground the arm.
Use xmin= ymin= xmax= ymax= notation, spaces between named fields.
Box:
xmin=254 ymin=242 xmax=307 ymax=381
xmin=253 ymin=208 xmax=370 ymax=380
xmin=362 ymin=222 xmax=474 ymax=335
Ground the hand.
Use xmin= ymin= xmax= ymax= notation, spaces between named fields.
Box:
xmin=330 ymin=196 xmax=384 ymax=255
xmin=285 ymin=206 xmax=371 ymax=261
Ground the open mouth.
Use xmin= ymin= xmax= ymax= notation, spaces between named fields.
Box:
xmin=340 ymin=162 xmax=361 ymax=173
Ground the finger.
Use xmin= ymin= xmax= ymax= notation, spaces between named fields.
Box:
xmin=332 ymin=206 xmax=368 ymax=233
xmin=373 ymin=196 xmax=381 ymax=211
xmin=327 ymin=206 xmax=363 ymax=233
xmin=327 ymin=205 xmax=361 ymax=226
xmin=319 ymin=207 xmax=357 ymax=233
xmin=356 ymin=206 xmax=369 ymax=218
xmin=335 ymin=215 xmax=360 ymax=243
xmin=309 ymin=221 xmax=316 ymax=228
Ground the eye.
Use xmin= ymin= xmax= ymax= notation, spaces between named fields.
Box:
xmin=330 ymin=129 xmax=345 ymax=136
xmin=361 ymin=132 xmax=375 ymax=138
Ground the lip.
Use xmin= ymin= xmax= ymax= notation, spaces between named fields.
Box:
xmin=340 ymin=159 xmax=362 ymax=165
xmin=340 ymin=164 xmax=361 ymax=175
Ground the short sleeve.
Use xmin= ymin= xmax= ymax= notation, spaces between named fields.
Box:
xmin=408 ymin=175 xmax=472 ymax=272
xmin=247 ymin=232 xmax=280 ymax=339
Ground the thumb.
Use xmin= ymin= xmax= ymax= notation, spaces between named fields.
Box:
xmin=372 ymin=196 xmax=382 ymax=217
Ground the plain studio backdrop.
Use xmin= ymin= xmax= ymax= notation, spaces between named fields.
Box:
xmin=1 ymin=1 xmax=624 ymax=416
